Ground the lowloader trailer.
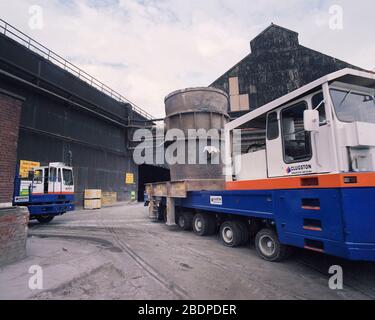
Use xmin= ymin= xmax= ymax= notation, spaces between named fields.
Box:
xmin=147 ymin=69 xmax=375 ymax=262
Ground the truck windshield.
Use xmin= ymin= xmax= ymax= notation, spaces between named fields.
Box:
xmin=34 ymin=170 xmax=43 ymax=184
xmin=63 ymin=169 xmax=73 ymax=186
xmin=330 ymin=89 xmax=375 ymax=123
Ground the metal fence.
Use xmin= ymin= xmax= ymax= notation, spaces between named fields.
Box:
xmin=0 ymin=19 xmax=154 ymax=120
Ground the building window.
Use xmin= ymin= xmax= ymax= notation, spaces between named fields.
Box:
xmin=312 ymin=92 xmax=327 ymax=126
xmin=229 ymin=77 xmax=239 ymax=96
xmin=239 ymin=94 xmax=250 ymax=111
xmin=281 ymin=102 xmax=312 ymax=163
xmin=266 ymin=112 xmax=279 ymax=140
xmin=228 ymin=77 xmax=250 ymax=112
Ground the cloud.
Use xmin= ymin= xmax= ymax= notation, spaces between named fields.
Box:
xmin=0 ymin=0 xmax=374 ymax=117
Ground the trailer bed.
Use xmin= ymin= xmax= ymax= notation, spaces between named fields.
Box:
xmin=146 ymin=179 xmax=225 ymax=198
xmin=146 ymin=180 xmax=375 ymax=262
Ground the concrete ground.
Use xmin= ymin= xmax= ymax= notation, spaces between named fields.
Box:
xmin=0 ymin=203 xmax=374 ymax=300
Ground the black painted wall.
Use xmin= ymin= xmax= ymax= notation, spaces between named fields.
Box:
xmin=137 ymin=164 xmax=170 ymax=201
xmin=0 ymin=33 xmax=146 ymax=204
xmin=211 ymin=24 xmax=363 ymax=117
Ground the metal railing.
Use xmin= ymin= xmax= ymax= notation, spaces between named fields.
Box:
xmin=0 ymin=19 xmax=154 ymax=120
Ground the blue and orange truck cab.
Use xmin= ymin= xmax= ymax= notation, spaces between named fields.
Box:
xmin=147 ymin=69 xmax=375 ymax=262
xmin=13 ymin=162 xmax=75 ymax=223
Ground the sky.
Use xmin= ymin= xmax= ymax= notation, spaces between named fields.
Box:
xmin=0 ymin=0 xmax=374 ymax=117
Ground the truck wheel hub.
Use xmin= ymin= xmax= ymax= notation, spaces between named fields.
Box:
xmin=259 ymin=235 xmax=276 ymax=256
xmin=195 ymin=219 xmax=202 ymax=230
xmin=222 ymin=227 xmax=233 ymax=242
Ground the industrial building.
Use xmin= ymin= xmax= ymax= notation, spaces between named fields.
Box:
xmin=211 ymin=24 xmax=363 ymax=118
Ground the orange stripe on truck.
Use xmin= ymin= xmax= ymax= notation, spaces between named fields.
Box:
xmin=225 ymin=173 xmax=375 ymax=191
xmin=33 ymin=192 xmax=74 ymax=195
xmin=48 ymin=192 xmax=74 ymax=195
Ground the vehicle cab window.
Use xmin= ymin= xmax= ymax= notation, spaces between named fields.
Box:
xmin=330 ymin=89 xmax=375 ymax=123
xmin=312 ymin=92 xmax=327 ymax=126
xmin=266 ymin=112 xmax=279 ymax=140
xmin=281 ymin=102 xmax=312 ymax=163
xmin=63 ymin=169 xmax=74 ymax=186
xmin=49 ymin=167 xmax=57 ymax=182
xmin=33 ymin=170 xmax=43 ymax=184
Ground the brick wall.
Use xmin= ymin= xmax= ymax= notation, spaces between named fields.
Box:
xmin=0 ymin=91 xmax=22 ymax=205
xmin=0 ymin=207 xmax=29 ymax=266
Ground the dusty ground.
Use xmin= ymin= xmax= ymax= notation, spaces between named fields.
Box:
xmin=0 ymin=203 xmax=374 ymax=300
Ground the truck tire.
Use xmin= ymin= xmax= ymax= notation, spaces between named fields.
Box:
xmin=236 ymin=220 xmax=250 ymax=245
xmin=36 ymin=215 xmax=55 ymax=224
xmin=157 ymin=205 xmax=167 ymax=222
xmin=177 ymin=211 xmax=193 ymax=231
xmin=220 ymin=221 xmax=243 ymax=247
xmin=255 ymin=228 xmax=290 ymax=262
xmin=192 ymin=213 xmax=216 ymax=236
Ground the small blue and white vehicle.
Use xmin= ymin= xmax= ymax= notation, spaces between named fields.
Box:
xmin=13 ymin=162 xmax=75 ymax=223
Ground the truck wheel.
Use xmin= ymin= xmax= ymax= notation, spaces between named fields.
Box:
xmin=192 ymin=213 xmax=216 ymax=236
xmin=220 ymin=221 xmax=243 ymax=247
xmin=255 ymin=228 xmax=290 ymax=262
xmin=177 ymin=212 xmax=193 ymax=231
xmin=157 ymin=205 xmax=167 ymax=222
xmin=237 ymin=220 xmax=250 ymax=245
xmin=36 ymin=215 xmax=55 ymax=224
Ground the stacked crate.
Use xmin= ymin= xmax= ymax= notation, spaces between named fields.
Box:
xmin=84 ymin=189 xmax=102 ymax=210
xmin=101 ymin=192 xmax=117 ymax=206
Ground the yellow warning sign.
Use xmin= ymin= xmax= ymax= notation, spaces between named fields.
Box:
xmin=20 ymin=160 xmax=40 ymax=178
xmin=125 ymin=173 xmax=134 ymax=184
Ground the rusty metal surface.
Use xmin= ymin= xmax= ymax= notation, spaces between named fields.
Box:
xmin=164 ymin=87 xmax=229 ymax=182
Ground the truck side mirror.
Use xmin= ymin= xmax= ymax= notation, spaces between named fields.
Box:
xmin=304 ymin=109 xmax=319 ymax=132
